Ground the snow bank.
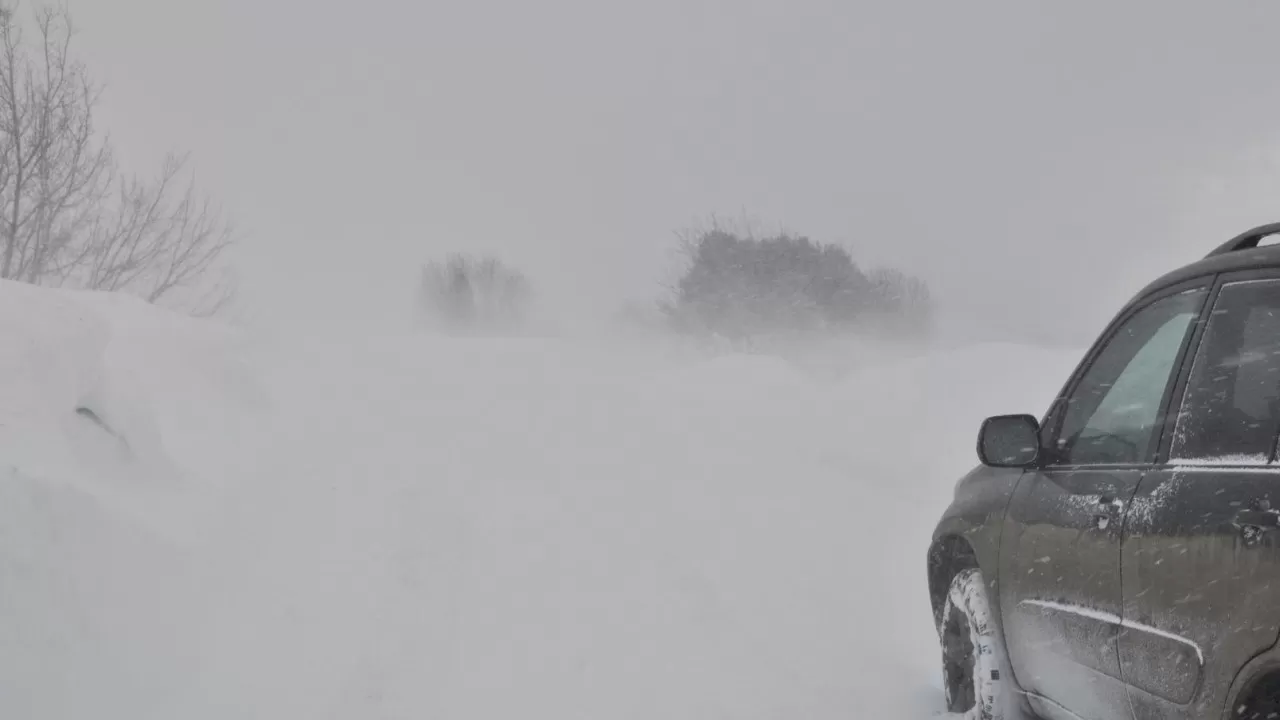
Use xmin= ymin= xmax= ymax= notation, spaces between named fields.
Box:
xmin=0 ymin=279 xmax=262 ymax=502
xmin=0 ymin=280 xmax=272 ymax=718
xmin=0 ymin=280 xmax=1083 ymax=719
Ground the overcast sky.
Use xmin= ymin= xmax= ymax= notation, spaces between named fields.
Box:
xmin=71 ymin=1 xmax=1280 ymax=342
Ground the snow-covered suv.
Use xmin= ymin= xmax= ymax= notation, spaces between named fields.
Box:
xmin=928 ymin=223 xmax=1280 ymax=720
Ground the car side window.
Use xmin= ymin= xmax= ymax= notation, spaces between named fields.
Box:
xmin=1051 ymin=289 xmax=1207 ymax=466
xmin=1170 ymin=280 xmax=1280 ymax=464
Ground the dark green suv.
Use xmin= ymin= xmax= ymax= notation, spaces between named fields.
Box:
xmin=928 ymin=223 xmax=1280 ymax=720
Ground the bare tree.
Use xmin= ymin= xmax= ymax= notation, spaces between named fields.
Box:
xmin=0 ymin=6 xmax=110 ymax=283
xmin=0 ymin=5 xmax=234 ymax=314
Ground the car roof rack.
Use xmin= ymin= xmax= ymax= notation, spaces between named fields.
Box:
xmin=1207 ymin=222 xmax=1280 ymax=258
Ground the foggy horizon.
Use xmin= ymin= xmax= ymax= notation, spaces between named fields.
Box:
xmin=65 ymin=1 xmax=1280 ymax=343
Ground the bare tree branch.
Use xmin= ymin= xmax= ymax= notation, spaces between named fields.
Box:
xmin=0 ymin=3 xmax=235 ymax=315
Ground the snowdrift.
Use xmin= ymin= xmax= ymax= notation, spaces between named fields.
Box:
xmin=0 ymin=279 xmax=1082 ymax=719
xmin=0 ymin=280 xmax=268 ymax=718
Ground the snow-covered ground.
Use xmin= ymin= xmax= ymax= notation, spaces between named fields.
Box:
xmin=0 ymin=280 xmax=1081 ymax=719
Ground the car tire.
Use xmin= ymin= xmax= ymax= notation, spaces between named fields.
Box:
xmin=940 ymin=567 xmax=1006 ymax=720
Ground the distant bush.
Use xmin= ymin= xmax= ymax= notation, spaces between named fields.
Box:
xmin=865 ymin=266 xmax=933 ymax=336
xmin=419 ymin=253 xmax=532 ymax=333
xmin=663 ymin=226 xmax=932 ymax=342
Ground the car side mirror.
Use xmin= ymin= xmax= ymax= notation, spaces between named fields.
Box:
xmin=977 ymin=414 xmax=1041 ymax=468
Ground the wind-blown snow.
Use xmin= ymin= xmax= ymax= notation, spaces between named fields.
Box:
xmin=0 ymin=280 xmax=1080 ymax=719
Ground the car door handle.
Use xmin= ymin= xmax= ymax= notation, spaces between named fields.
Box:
xmin=1235 ymin=497 xmax=1277 ymax=526
xmin=1234 ymin=509 xmax=1279 ymax=528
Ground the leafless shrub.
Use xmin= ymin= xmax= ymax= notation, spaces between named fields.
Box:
xmin=419 ymin=253 xmax=532 ymax=333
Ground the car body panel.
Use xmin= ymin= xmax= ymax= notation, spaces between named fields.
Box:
xmin=930 ymin=463 xmax=1025 ymax=622
xmin=930 ymin=463 xmax=1036 ymax=717
xmin=1026 ymin=692 xmax=1094 ymax=720
xmin=999 ymin=467 xmax=1143 ymax=720
xmin=1120 ymin=465 xmax=1280 ymax=719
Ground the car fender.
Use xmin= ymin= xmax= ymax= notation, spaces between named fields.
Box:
xmin=928 ymin=464 xmax=1031 ymax=713
xmin=1220 ymin=632 xmax=1280 ymax=720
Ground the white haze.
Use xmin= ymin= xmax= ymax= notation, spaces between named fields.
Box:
xmin=74 ymin=0 xmax=1280 ymax=339
xmin=0 ymin=282 xmax=1083 ymax=718
xmin=4 ymin=1 xmax=1280 ymax=719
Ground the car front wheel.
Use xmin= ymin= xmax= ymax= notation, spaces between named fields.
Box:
xmin=940 ymin=567 xmax=1006 ymax=720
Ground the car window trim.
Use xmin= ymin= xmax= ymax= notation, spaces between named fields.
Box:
xmin=1039 ymin=277 xmax=1215 ymax=472
xmin=1153 ymin=269 xmax=1280 ymax=467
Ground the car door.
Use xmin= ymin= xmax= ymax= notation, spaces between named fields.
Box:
xmin=999 ymin=285 xmax=1209 ymax=720
xmin=1121 ymin=275 xmax=1280 ymax=720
